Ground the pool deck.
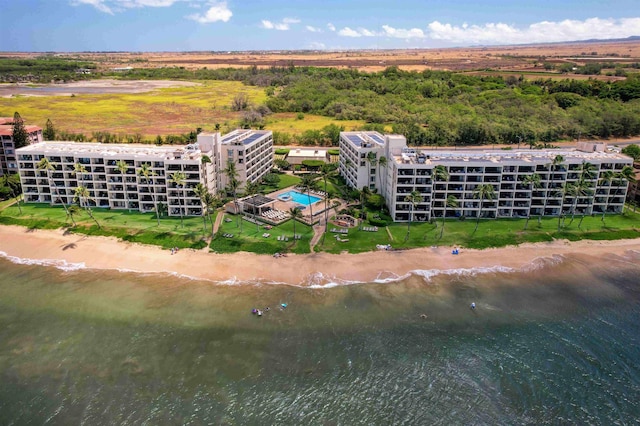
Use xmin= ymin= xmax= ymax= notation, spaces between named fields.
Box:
xmin=269 ymin=187 xmax=325 ymax=217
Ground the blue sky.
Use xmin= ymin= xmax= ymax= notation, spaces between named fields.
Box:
xmin=1 ymin=0 xmax=639 ymax=51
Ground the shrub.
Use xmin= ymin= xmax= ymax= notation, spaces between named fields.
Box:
xmin=369 ymin=218 xmax=387 ymax=227
xmin=302 ymin=159 xmax=325 ymax=170
xmin=275 ymin=148 xmax=290 ymax=155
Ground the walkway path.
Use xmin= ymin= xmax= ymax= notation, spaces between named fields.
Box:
xmin=212 ymin=210 xmax=225 ymax=234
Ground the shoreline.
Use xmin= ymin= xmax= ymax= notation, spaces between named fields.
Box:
xmin=1 ymin=224 xmax=640 ymax=285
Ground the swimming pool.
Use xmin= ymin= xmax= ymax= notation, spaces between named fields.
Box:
xmin=278 ymin=190 xmax=321 ymax=206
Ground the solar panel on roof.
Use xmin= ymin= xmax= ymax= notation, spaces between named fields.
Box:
xmin=242 ymin=133 xmax=264 ymax=145
xmin=346 ymin=134 xmax=363 ymax=146
xmin=369 ymin=134 xmax=385 ymax=144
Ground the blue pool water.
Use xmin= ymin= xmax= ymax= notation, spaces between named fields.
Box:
xmin=280 ymin=190 xmax=321 ymax=206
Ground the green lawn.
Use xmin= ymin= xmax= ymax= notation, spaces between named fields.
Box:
xmin=3 ymin=201 xmax=640 ymax=255
xmin=0 ymin=203 xmax=214 ymax=249
xmin=210 ymin=214 xmax=313 ymax=254
xmin=316 ymin=211 xmax=640 ymax=254
xmin=260 ymin=174 xmax=301 ymax=193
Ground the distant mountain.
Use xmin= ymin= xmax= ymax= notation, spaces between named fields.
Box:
xmin=575 ymin=35 xmax=640 ymax=44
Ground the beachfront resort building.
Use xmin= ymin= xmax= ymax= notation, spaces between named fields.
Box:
xmin=0 ymin=117 xmax=43 ymax=177
xmin=15 ymin=130 xmax=273 ymax=216
xmin=339 ymin=131 xmax=634 ymax=222
xmin=197 ymin=129 xmax=273 ymax=192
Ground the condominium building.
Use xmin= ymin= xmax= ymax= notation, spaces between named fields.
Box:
xmin=0 ymin=117 xmax=43 ymax=176
xmin=16 ymin=141 xmax=216 ymax=217
xmin=339 ymin=132 xmax=634 ymax=222
xmin=202 ymin=129 xmax=273 ymax=191
xmin=15 ymin=130 xmax=273 ymax=217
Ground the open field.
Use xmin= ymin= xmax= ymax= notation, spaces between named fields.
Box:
xmin=0 ymin=80 xmax=364 ymax=137
xmin=4 ymin=39 xmax=638 ymax=73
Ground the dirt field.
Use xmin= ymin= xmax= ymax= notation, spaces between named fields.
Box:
xmin=0 ymin=79 xmax=199 ymax=98
xmin=4 ymin=39 xmax=637 ymax=73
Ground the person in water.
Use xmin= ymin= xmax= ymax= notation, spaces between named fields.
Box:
xmin=470 ymin=302 xmax=476 ymax=309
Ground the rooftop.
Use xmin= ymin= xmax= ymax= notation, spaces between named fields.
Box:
xmin=341 ymin=131 xmax=386 ymax=148
xmin=220 ymin=129 xmax=271 ymax=146
xmin=287 ymin=148 xmax=326 ymax=158
xmin=242 ymin=194 xmax=276 ymax=208
xmin=392 ymin=148 xmax=632 ymax=166
xmin=16 ymin=141 xmax=206 ymax=161
xmin=0 ymin=125 xmax=42 ymax=136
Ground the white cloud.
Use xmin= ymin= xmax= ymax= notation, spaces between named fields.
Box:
xmin=308 ymin=41 xmax=326 ymax=49
xmin=338 ymin=26 xmax=377 ymax=37
xmin=188 ymin=2 xmax=232 ymax=23
xmin=306 ymin=25 xmax=322 ymax=33
xmin=72 ymin=0 xmax=233 ymax=21
xmin=327 ymin=23 xmax=336 ymax=31
xmin=71 ymin=0 xmax=115 ymax=14
xmin=381 ymin=24 xmax=425 ymax=39
xmin=261 ymin=17 xmax=299 ymax=31
xmin=427 ymin=17 xmax=640 ymax=45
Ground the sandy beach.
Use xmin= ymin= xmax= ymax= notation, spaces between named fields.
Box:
xmin=1 ymin=224 xmax=639 ymax=285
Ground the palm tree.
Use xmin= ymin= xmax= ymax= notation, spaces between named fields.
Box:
xmin=137 ymin=163 xmax=160 ymax=226
xmin=378 ymin=155 xmax=388 ymax=202
xmin=1 ymin=173 xmax=23 ymax=214
xmin=472 ymin=183 xmax=496 ymax=233
xmin=193 ymin=183 xmax=211 ymax=236
xmin=115 ymin=160 xmax=131 ymax=211
xmin=289 ymin=206 xmax=302 ymax=240
xmin=521 ymin=173 xmax=541 ymax=230
xmin=243 ymin=180 xmax=262 ymax=234
xmin=300 ymin=173 xmax=318 ymax=220
xmin=440 ymin=195 xmax=458 ymax=239
xmin=541 ymin=154 xmax=565 ymax=225
xmin=170 ymin=171 xmax=187 ymax=228
xmin=37 ymin=158 xmax=74 ymax=226
xmin=223 ymin=159 xmax=242 ymax=232
xmin=404 ymin=190 xmax=423 ymax=241
xmin=67 ymin=204 xmax=80 ymax=226
xmin=319 ymin=163 xmax=337 ymax=240
xmin=431 ymin=165 xmax=449 ymax=225
xmin=615 ymin=165 xmax=636 ymax=214
xmin=555 ymin=183 xmax=571 ymax=231
xmin=599 ymin=170 xmax=615 ymax=223
xmin=73 ymin=185 xmax=101 ymax=229
xmin=73 ymin=162 xmax=87 ymax=183
xmin=366 ymin=151 xmax=377 ymax=190
xmin=568 ymin=162 xmax=596 ymax=227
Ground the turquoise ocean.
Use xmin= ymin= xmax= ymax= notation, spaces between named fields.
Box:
xmin=0 ymin=249 xmax=639 ymax=424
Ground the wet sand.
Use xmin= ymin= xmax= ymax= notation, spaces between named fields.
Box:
xmin=1 ymin=225 xmax=639 ymax=285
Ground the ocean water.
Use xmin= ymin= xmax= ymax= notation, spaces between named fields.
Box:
xmin=0 ymin=250 xmax=639 ymax=424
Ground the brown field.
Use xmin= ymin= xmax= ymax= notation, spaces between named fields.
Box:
xmin=3 ymin=39 xmax=639 ymax=74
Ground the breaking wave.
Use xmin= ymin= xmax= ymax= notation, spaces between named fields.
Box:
xmin=0 ymin=250 xmax=568 ymax=287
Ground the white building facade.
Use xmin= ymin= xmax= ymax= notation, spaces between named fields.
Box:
xmin=339 ymin=132 xmax=634 ymax=222
xmin=16 ymin=130 xmax=273 ymax=217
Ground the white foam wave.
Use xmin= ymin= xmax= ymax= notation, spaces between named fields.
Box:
xmin=519 ymin=254 xmax=567 ymax=272
xmin=0 ymin=250 xmax=570 ymax=288
xmin=0 ymin=250 xmax=86 ymax=272
xmin=409 ymin=265 xmax=516 ymax=283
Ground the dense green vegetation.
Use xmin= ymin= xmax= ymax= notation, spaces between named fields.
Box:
xmin=3 ymin=57 xmax=640 ymax=146
xmin=109 ymin=65 xmax=640 ymax=146
xmin=0 ymin=57 xmax=96 ymax=82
